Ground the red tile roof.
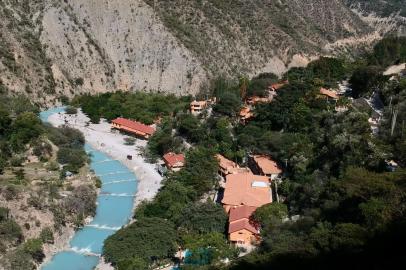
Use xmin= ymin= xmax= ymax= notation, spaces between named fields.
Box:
xmin=163 ymin=152 xmax=185 ymax=168
xmin=112 ymin=118 xmax=155 ymax=135
xmin=229 ymin=205 xmax=257 ymax=223
xmin=228 ymin=219 xmax=258 ymax=234
xmin=253 ymin=155 xmax=282 ymax=175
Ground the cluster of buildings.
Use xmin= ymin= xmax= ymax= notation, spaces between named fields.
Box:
xmin=110 ymin=117 xmax=186 ymax=174
xmin=217 ymin=154 xmax=282 ymax=247
xmin=110 ymin=98 xmax=285 ymax=249
xmin=240 ymin=81 xmax=288 ymax=124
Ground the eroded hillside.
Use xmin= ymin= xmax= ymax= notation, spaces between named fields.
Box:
xmin=0 ymin=0 xmax=404 ymax=106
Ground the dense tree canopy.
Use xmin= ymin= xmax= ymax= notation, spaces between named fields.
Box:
xmin=72 ymin=91 xmax=191 ymax=124
xmin=104 ymin=217 xmax=177 ymax=269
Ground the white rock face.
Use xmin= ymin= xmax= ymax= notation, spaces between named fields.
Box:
xmin=40 ymin=0 xmax=207 ymax=98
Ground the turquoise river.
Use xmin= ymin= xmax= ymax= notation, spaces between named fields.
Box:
xmin=40 ymin=108 xmax=138 ymax=270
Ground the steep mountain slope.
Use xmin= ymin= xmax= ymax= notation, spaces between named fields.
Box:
xmin=0 ymin=0 xmax=56 ymax=105
xmin=144 ymin=0 xmax=372 ymax=76
xmin=40 ymin=0 xmax=206 ymax=100
xmin=0 ymin=0 xmax=403 ymax=106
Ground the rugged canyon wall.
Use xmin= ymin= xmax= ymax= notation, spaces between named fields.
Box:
xmin=40 ymin=0 xmax=207 ymax=101
xmin=0 ymin=0 xmax=404 ymax=106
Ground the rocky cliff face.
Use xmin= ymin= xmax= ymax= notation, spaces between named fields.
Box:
xmin=0 ymin=0 xmax=404 ymax=106
xmin=41 ymin=0 xmax=206 ymax=100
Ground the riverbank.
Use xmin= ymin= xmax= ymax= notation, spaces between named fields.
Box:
xmin=47 ymin=110 xmax=163 ymax=209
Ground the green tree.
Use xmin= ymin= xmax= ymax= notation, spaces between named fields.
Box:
xmin=182 ymin=232 xmax=238 ymax=266
xmin=103 ymin=218 xmax=177 ymax=267
xmin=10 ymin=112 xmax=43 ymax=150
xmin=23 ymin=238 xmax=44 ymax=263
xmin=214 ymin=91 xmax=241 ymax=117
xmin=178 ymin=201 xmax=227 ymax=234
xmin=253 ymin=203 xmax=288 ymax=228
xmin=116 ymin=257 xmax=148 ymax=270
xmin=349 ymin=66 xmax=386 ymax=98
xmin=40 ymin=227 xmax=54 ymax=244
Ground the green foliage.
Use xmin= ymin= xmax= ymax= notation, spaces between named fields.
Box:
xmin=182 ymin=232 xmax=238 ymax=266
xmin=177 ymin=114 xmax=205 ymax=143
xmin=0 ymin=207 xmax=10 ymax=222
xmin=39 ymin=227 xmax=54 ymax=244
xmin=116 ymin=257 xmax=148 ymax=270
xmin=65 ymin=106 xmax=78 ymax=115
xmin=214 ymin=90 xmax=241 ymax=117
xmin=22 ymin=238 xmax=44 ymax=263
xmin=285 ymin=57 xmax=348 ymax=88
xmin=367 ymin=36 xmax=406 ymax=67
xmin=95 ymin=177 xmax=102 ymax=189
xmin=47 ymin=126 xmax=85 ymax=148
xmin=177 ymin=201 xmax=227 ymax=234
xmin=57 ymin=147 xmax=87 ymax=173
xmin=172 ymin=146 xmax=219 ymax=197
xmin=253 ymin=203 xmax=288 ymax=228
xmin=47 ymin=125 xmax=87 ymax=172
xmin=0 ymin=108 xmax=12 ymax=137
xmin=10 ymin=112 xmax=43 ymax=151
xmin=0 ymin=219 xmax=22 ymax=243
xmin=349 ymin=65 xmax=387 ymax=98
xmin=248 ymin=73 xmax=278 ymax=97
xmin=72 ymin=91 xmax=190 ymax=124
xmin=7 ymin=249 xmax=35 ymax=270
xmin=103 ymin=218 xmax=177 ymax=268
xmin=146 ymin=118 xmax=182 ymax=160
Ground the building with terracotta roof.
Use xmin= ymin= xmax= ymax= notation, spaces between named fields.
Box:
xmin=249 ymin=155 xmax=282 ymax=180
xmin=228 ymin=205 xmax=259 ymax=245
xmin=111 ymin=118 xmax=155 ymax=139
xmin=246 ymin=96 xmax=272 ymax=105
xmin=222 ymin=172 xmax=272 ymax=213
xmin=216 ymin=154 xmax=251 ymax=177
xmin=239 ymin=106 xmax=254 ymax=124
xmin=269 ymin=80 xmax=288 ymax=92
xmin=190 ymin=100 xmax=208 ymax=115
xmin=163 ymin=152 xmax=185 ymax=171
xmin=319 ymin=87 xmax=339 ymax=100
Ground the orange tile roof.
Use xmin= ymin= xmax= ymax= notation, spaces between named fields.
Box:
xmin=253 ymin=155 xmax=282 ymax=175
xmin=112 ymin=118 xmax=155 ymax=135
xmin=246 ymin=96 xmax=271 ymax=105
xmin=217 ymin=154 xmax=238 ymax=170
xmin=228 ymin=218 xmax=258 ymax=234
xmin=229 ymin=205 xmax=257 ymax=223
xmin=217 ymin=154 xmax=251 ymax=175
xmin=320 ymin=87 xmax=339 ymax=99
xmin=239 ymin=107 xmax=254 ymax=119
xmin=163 ymin=152 xmax=185 ymax=168
xmin=222 ymin=173 xmax=271 ymax=207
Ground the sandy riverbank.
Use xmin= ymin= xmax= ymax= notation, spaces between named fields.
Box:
xmin=47 ymin=110 xmax=163 ymax=209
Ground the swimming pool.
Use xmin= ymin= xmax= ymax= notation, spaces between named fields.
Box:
xmin=40 ymin=108 xmax=138 ymax=270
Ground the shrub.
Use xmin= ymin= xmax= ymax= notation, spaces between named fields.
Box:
xmin=95 ymin=177 xmax=102 ymax=189
xmin=57 ymin=147 xmax=87 ymax=173
xmin=40 ymin=227 xmax=54 ymax=244
xmin=3 ymin=185 xmax=20 ymax=201
xmin=23 ymin=238 xmax=45 ymax=263
xmin=124 ymin=137 xmax=136 ymax=145
xmin=65 ymin=106 xmax=78 ymax=115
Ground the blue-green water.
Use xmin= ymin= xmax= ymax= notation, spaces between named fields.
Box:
xmin=40 ymin=109 xmax=138 ymax=270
